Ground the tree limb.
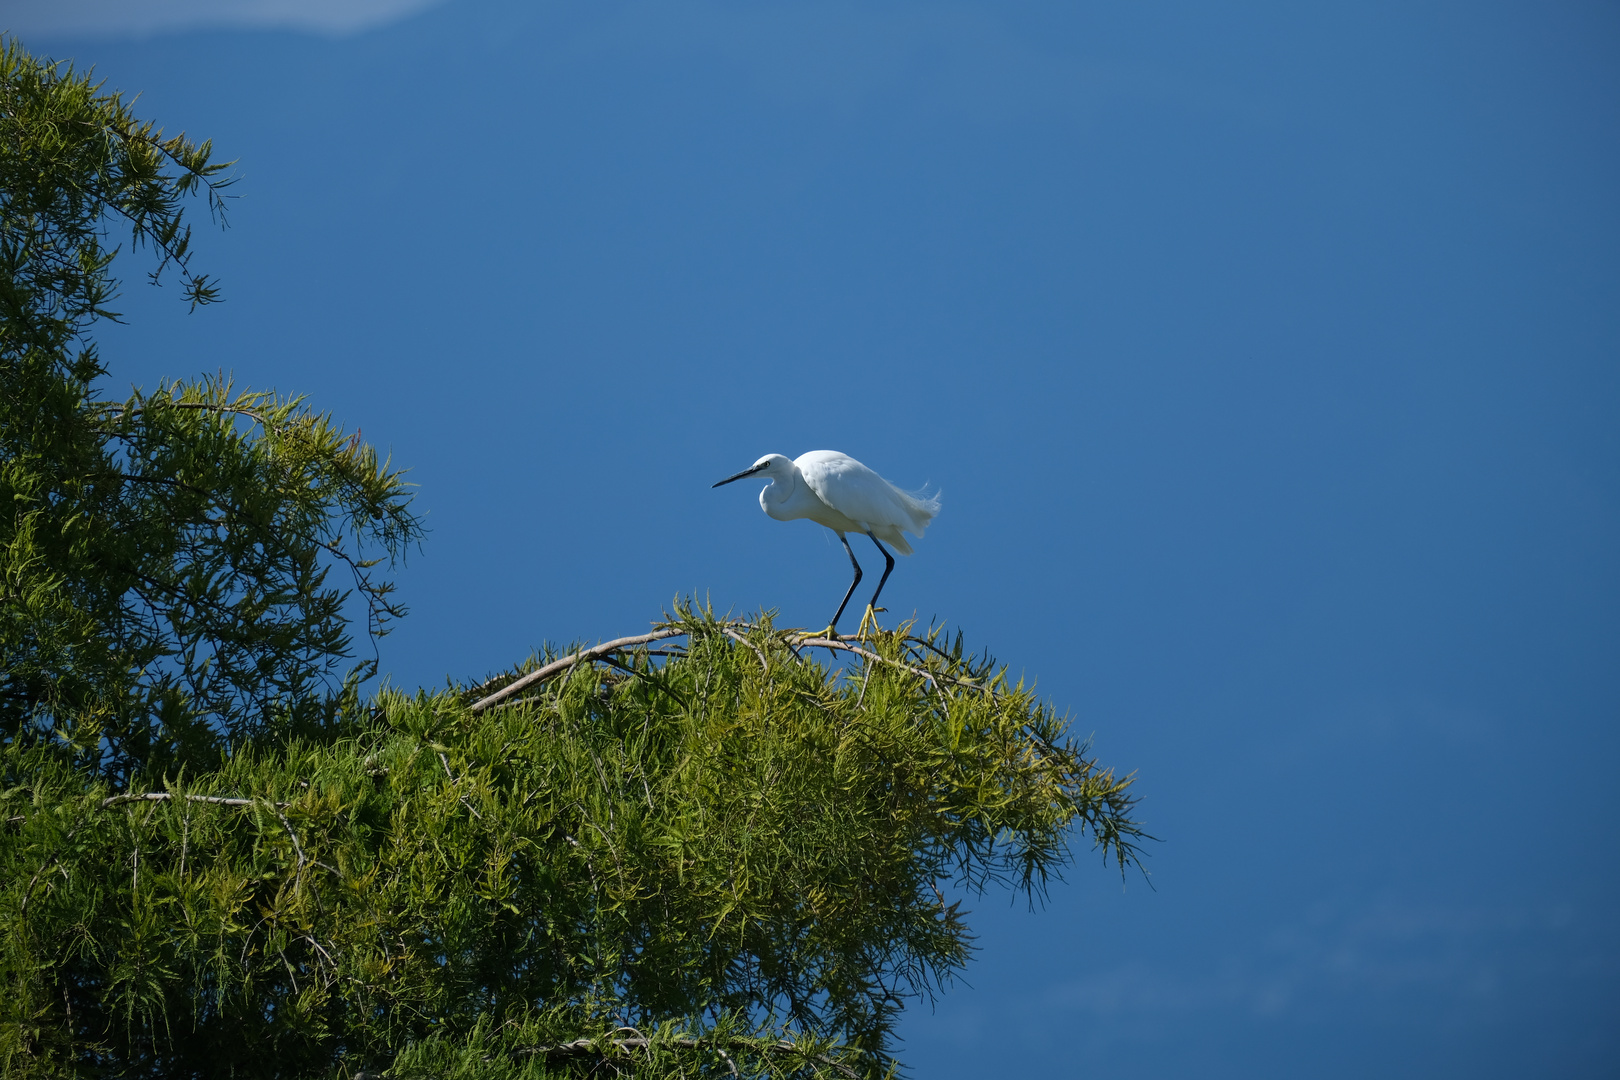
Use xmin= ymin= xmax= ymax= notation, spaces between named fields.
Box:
xmin=722 ymin=627 xmax=771 ymax=672
xmin=468 ymin=628 xmax=688 ymax=712
xmin=101 ymin=792 xmax=289 ymax=809
xmin=794 ymin=636 xmax=979 ymax=693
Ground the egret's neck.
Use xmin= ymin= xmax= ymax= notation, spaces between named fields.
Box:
xmin=759 ymin=468 xmax=810 ymax=522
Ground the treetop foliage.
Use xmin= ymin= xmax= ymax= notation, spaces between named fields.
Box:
xmin=3 ymin=608 xmax=1148 ymax=1078
xmin=0 ymin=40 xmax=422 ymax=779
xmin=0 ymin=38 xmax=229 ymax=347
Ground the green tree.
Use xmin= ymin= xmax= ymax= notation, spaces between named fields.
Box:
xmin=5 ymin=612 xmax=1147 ymax=1079
xmin=0 ymin=39 xmax=1149 ymax=1079
xmin=0 ymin=40 xmax=420 ymax=780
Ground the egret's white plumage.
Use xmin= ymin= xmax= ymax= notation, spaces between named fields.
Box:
xmin=713 ymin=450 xmax=940 ymax=633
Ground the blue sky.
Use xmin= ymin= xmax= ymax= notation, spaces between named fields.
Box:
xmin=12 ymin=1 xmax=1619 ymax=1075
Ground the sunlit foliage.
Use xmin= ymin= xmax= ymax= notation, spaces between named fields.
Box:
xmin=3 ymin=611 xmax=1146 ymax=1078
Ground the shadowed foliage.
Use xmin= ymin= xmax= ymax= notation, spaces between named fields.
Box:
xmin=0 ymin=39 xmax=420 ymax=780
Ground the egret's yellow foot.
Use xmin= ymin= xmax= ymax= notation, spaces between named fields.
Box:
xmin=812 ymin=624 xmax=840 ymax=641
xmin=856 ymin=605 xmax=888 ymax=639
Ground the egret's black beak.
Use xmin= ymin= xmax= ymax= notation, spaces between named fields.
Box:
xmin=712 ymin=462 xmax=768 ymax=488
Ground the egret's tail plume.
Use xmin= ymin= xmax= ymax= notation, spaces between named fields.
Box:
xmin=899 ymin=486 xmax=941 ymax=537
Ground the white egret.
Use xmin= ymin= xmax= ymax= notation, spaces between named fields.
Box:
xmin=713 ymin=450 xmax=941 ymax=636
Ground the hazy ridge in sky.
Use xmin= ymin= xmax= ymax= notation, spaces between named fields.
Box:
xmin=1 ymin=0 xmax=446 ymax=38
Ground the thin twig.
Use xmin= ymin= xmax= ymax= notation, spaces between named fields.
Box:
xmin=469 ymin=628 xmax=688 ymax=712
xmin=274 ymin=809 xmax=307 ymax=872
xmin=722 ymin=627 xmax=771 ymax=673
xmin=492 ymin=695 xmax=548 ymax=712
xmin=466 ymin=672 xmax=509 ymax=697
xmin=599 ymin=653 xmax=692 ymax=706
xmin=21 ymin=824 xmax=82 ymax=916
xmin=438 ymin=750 xmax=484 ymax=820
xmin=301 ymin=933 xmax=338 ymax=971
xmin=798 ymin=635 xmax=993 ymax=696
xmin=795 ymin=637 xmax=937 ymax=682
xmin=101 ymin=792 xmax=290 ymax=809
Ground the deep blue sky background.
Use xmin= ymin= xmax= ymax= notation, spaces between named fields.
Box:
xmin=15 ymin=1 xmax=1620 ymax=1075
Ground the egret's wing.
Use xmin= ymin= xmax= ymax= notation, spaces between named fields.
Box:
xmin=796 ymin=451 xmax=938 ymax=549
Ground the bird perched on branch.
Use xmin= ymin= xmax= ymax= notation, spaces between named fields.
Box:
xmin=713 ymin=450 xmax=941 ymax=637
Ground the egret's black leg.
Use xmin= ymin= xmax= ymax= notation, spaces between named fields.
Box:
xmin=829 ymin=534 xmax=864 ymax=634
xmin=866 ymin=532 xmax=896 ymax=612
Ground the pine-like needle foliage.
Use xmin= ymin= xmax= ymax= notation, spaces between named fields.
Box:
xmin=2 ymin=610 xmax=1149 ymax=1079
xmin=0 ymin=40 xmax=421 ymax=779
